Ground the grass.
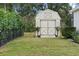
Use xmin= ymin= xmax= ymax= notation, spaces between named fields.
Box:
xmin=0 ymin=32 xmax=79 ymax=56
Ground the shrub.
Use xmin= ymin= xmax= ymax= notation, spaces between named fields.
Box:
xmin=25 ymin=20 xmax=35 ymax=32
xmin=61 ymin=27 xmax=76 ymax=38
xmin=73 ymin=35 xmax=79 ymax=43
xmin=0 ymin=9 xmax=24 ymax=46
xmin=72 ymin=32 xmax=79 ymax=43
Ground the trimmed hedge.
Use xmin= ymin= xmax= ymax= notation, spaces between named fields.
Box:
xmin=61 ymin=27 xmax=76 ymax=39
xmin=0 ymin=9 xmax=24 ymax=47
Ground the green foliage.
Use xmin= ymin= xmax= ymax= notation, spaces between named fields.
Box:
xmin=72 ymin=32 xmax=79 ymax=43
xmin=62 ymin=27 xmax=76 ymax=38
xmin=25 ymin=20 xmax=35 ymax=32
xmin=5 ymin=12 xmax=24 ymax=30
xmin=73 ymin=34 xmax=79 ymax=43
xmin=0 ymin=9 xmax=24 ymax=41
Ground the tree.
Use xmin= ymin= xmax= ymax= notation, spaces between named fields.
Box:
xmin=14 ymin=4 xmax=37 ymax=32
xmin=0 ymin=3 xmax=13 ymax=12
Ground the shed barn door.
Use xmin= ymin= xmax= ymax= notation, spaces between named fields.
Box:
xmin=40 ymin=20 xmax=56 ymax=37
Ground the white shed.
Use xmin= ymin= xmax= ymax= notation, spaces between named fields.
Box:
xmin=35 ymin=9 xmax=61 ymax=38
xmin=70 ymin=8 xmax=79 ymax=33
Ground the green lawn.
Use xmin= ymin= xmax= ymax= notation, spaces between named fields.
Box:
xmin=0 ymin=33 xmax=79 ymax=56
